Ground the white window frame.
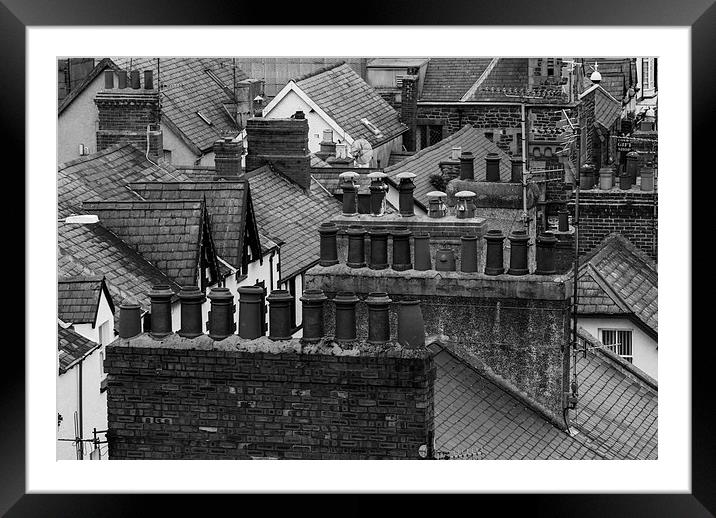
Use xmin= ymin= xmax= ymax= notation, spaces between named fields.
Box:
xmin=640 ymin=58 xmax=656 ymax=98
xmin=599 ymin=328 xmax=634 ymax=363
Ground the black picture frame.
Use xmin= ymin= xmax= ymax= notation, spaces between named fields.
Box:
xmin=5 ymin=0 xmax=709 ymax=514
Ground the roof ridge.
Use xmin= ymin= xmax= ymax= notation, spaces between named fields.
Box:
xmin=58 ymin=275 xmax=104 ymax=284
xmin=57 ymin=141 xmax=134 ymax=171
xmin=292 ymin=61 xmax=346 ymax=83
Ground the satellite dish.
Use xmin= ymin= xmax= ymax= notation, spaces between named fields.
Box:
xmin=350 ymin=138 xmax=374 ymax=166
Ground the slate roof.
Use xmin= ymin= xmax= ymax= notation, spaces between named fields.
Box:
xmin=246 ymin=165 xmax=341 ymax=281
xmin=384 ymin=125 xmax=512 ymax=208
xmin=128 ymin=180 xmax=261 ymax=268
xmin=81 ymin=200 xmax=206 ymax=287
xmin=58 ymin=143 xmax=188 ymax=218
xmin=420 ymin=58 xmax=566 ymax=103
xmin=433 ymin=345 xmax=601 ymax=459
xmin=432 ymin=338 xmax=657 ymax=459
xmin=57 ymin=221 xmax=180 ymax=316
xmin=577 ymin=234 xmax=658 ymax=337
xmin=112 ymin=57 xmax=247 ymax=152
xmin=293 ymin=63 xmax=407 ymax=146
xmin=57 ymin=276 xmax=113 ymax=326
xmin=574 ymin=328 xmax=658 ymax=459
xmin=58 ymin=324 xmax=102 ymax=375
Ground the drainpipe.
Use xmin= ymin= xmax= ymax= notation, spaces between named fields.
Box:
xmin=521 ymin=103 xmax=528 ymax=232
xmin=78 ymin=362 xmax=84 ymax=460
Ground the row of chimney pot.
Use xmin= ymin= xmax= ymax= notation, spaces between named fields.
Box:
xmin=319 ymin=222 xmax=560 ymax=275
xmin=579 ymin=154 xmax=655 ymax=191
xmin=104 ymin=69 xmax=155 ymax=90
xmin=118 ymin=286 xmax=426 ymax=348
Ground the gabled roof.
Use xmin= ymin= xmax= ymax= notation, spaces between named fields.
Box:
xmin=58 ymin=220 xmax=180 ymax=316
xmin=81 ymin=200 xmax=208 ymax=287
xmin=384 ymin=124 xmax=512 ymax=208
xmin=58 ymin=58 xmax=119 ymax=114
xmin=574 ymin=328 xmax=658 ymax=459
xmin=111 ymin=57 xmax=248 ymax=153
xmin=58 ymin=324 xmax=102 ymax=375
xmin=246 ymin=165 xmax=341 ymax=282
xmin=58 ymin=143 xmax=188 ymax=218
xmin=577 ymin=233 xmax=658 ymax=337
xmin=420 ymin=58 xmax=566 ymax=103
xmin=579 ymin=83 xmax=622 ymax=129
xmin=57 ymin=276 xmax=114 ymax=326
xmin=128 ymin=180 xmax=261 ymax=269
xmin=433 ymin=345 xmax=601 ymax=459
xmin=280 ymin=62 xmax=406 ymax=146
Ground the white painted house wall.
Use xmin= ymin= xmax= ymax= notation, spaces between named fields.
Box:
xmin=579 ymin=316 xmax=657 ymax=380
xmin=57 ymin=290 xmax=114 ymax=460
xmin=57 ymin=71 xmax=105 ymax=165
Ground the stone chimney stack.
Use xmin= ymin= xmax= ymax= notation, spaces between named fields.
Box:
xmin=94 ymin=69 xmax=163 ymax=160
xmin=245 ymin=111 xmax=311 ymax=190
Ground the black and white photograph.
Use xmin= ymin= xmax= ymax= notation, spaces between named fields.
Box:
xmin=55 ymin=55 xmax=659 ymax=462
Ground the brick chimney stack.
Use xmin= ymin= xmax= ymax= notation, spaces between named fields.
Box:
xmin=245 ymin=112 xmax=312 ymax=191
xmin=94 ymin=69 xmax=163 ymax=159
xmin=213 ymin=137 xmax=242 ymax=176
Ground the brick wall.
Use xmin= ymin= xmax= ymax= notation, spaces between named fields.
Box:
xmin=306 ymin=266 xmax=572 ymax=424
xmin=94 ymin=90 xmax=163 ymax=156
xmin=568 ymin=189 xmax=657 ymax=261
xmin=416 ymin=105 xmax=522 ymax=155
xmin=105 ymin=336 xmax=435 ymax=460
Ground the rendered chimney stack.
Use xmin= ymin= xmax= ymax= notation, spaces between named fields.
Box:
xmin=366 ymin=292 xmax=392 ymax=345
xmin=413 ymin=233 xmax=432 ymax=271
xmin=368 ymin=228 xmax=389 ymax=270
xmin=317 ymin=129 xmax=337 ymax=160
xmin=318 ymin=222 xmax=339 ymax=267
xmin=213 ymin=137 xmax=242 ymax=177
xmin=178 ymin=286 xmax=206 ymax=338
xmin=397 ymin=300 xmax=425 ymax=349
xmin=367 ymin=172 xmax=388 ymax=217
xmin=118 ymin=299 xmax=142 ymax=339
xmin=346 ymin=226 xmax=367 ymax=268
xmin=507 ymin=230 xmax=530 ymax=276
xmin=237 ymin=286 xmax=264 ymax=339
xmin=299 ymin=289 xmax=327 ymax=343
xmin=267 ymin=290 xmax=294 ymax=341
xmin=207 ymin=287 xmax=235 ymax=340
xmin=459 ymin=152 xmax=475 ymax=181
xmin=396 ymin=172 xmax=416 ymax=217
xmin=460 ymin=235 xmax=478 ymax=273
xmin=391 ymin=227 xmax=413 ymax=271
xmin=485 ymin=152 xmax=501 ymax=182
xmin=534 ymin=233 xmax=558 ymax=275
xmin=333 ymin=292 xmax=359 ymax=342
xmin=484 ymin=230 xmax=505 ymax=275
xmin=148 ymin=285 xmax=174 ymax=339
xmin=338 ymin=171 xmax=359 ymax=216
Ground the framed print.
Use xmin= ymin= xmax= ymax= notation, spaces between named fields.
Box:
xmin=5 ymin=0 xmax=711 ymax=514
